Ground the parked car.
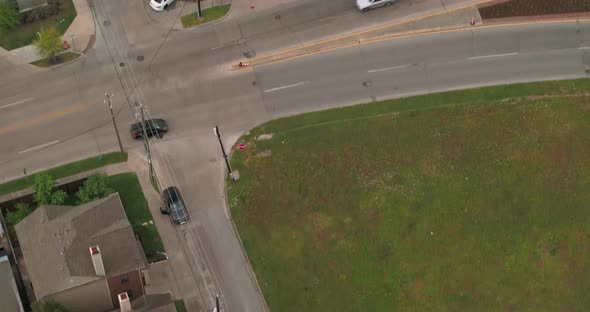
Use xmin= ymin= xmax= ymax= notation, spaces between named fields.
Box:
xmin=160 ymin=186 xmax=189 ymax=225
xmin=130 ymin=119 xmax=168 ymax=139
xmin=150 ymin=0 xmax=175 ymax=11
xmin=356 ymin=0 xmax=397 ymax=11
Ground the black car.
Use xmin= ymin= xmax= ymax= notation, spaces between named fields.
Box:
xmin=130 ymin=119 xmax=168 ymax=139
xmin=160 ymin=186 xmax=189 ymax=225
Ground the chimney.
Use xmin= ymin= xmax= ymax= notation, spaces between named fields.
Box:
xmin=89 ymin=245 xmax=105 ymax=276
xmin=118 ymin=292 xmax=132 ymax=312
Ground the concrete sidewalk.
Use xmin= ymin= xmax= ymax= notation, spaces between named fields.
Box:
xmin=127 ymin=150 xmax=206 ymax=312
xmin=4 ymin=0 xmax=95 ymax=63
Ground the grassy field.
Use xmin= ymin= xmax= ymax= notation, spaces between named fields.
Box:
xmin=0 ymin=0 xmax=77 ymax=50
xmin=181 ymin=4 xmax=230 ymax=28
xmin=0 ymin=152 xmax=127 ymax=196
xmin=31 ymin=51 xmax=81 ymax=67
xmin=228 ymin=79 xmax=590 ymax=311
xmin=108 ymin=173 xmax=165 ymax=258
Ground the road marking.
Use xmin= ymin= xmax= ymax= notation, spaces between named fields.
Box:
xmin=18 ymin=140 xmax=60 ymax=154
xmin=468 ymin=52 xmax=518 ymax=60
xmin=579 ymin=46 xmax=590 ymax=50
xmin=0 ymin=98 xmax=34 ymax=110
xmin=264 ymin=81 xmax=307 ymax=93
xmin=368 ymin=64 xmax=410 ymax=73
xmin=0 ymin=104 xmax=88 ymax=136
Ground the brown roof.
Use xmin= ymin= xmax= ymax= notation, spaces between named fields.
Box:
xmin=15 ymin=193 xmax=147 ymax=299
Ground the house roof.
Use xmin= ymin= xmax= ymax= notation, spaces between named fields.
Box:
xmin=15 ymin=193 xmax=147 ymax=299
xmin=0 ymin=250 xmax=24 ymax=312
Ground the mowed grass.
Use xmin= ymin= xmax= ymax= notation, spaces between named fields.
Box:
xmin=228 ymin=79 xmax=590 ymax=311
xmin=31 ymin=51 xmax=81 ymax=67
xmin=0 ymin=152 xmax=127 ymax=196
xmin=108 ymin=173 xmax=165 ymax=258
xmin=0 ymin=0 xmax=77 ymax=50
xmin=180 ymin=4 xmax=230 ymax=28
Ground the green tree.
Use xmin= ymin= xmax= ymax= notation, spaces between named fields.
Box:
xmin=33 ymin=174 xmax=67 ymax=206
xmin=4 ymin=202 xmax=33 ymax=240
xmin=76 ymin=174 xmax=114 ymax=204
xmin=33 ymin=26 xmax=63 ymax=64
xmin=0 ymin=3 xmax=20 ymax=34
xmin=31 ymin=298 xmax=68 ymax=312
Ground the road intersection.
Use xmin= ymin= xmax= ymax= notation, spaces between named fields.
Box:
xmin=1 ymin=0 xmax=589 ymax=310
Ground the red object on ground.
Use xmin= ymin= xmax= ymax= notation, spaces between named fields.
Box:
xmin=250 ymin=3 xmax=254 ymax=9
xmin=470 ymin=16 xmax=475 ymax=25
xmin=63 ymin=40 xmax=70 ymax=49
xmin=239 ymin=144 xmax=246 ymax=150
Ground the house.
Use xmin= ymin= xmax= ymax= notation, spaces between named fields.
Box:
xmin=0 ymin=248 xmax=25 ymax=312
xmin=15 ymin=193 xmax=148 ymax=312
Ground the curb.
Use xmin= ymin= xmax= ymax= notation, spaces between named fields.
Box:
xmin=181 ymin=3 xmax=232 ymax=30
xmin=33 ymin=51 xmax=84 ymax=69
xmin=221 ymin=134 xmax=270 ymax=312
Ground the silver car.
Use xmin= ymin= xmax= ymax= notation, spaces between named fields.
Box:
xmin=356 ymin=0 xmax=397 ymax=12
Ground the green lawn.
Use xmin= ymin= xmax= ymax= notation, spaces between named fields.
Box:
xmin=0 ymin=0 xmax=77 ymax=50
xmin=108 ymin=173 xmax=165 ymax=258
xmin=180 ymin=4 xmax=230 ymax=28
xmin=228 ymin=79 xmax=590 ymax=311
xmin=0 ymin=152 xmax=127 ymax=196
xmin=174 ymin=299 xmax=187 ymax=312
xmin=31 ymin=51 xmax=81 ymax=67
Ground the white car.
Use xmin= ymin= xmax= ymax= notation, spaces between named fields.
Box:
xmin=150 ymin=0 xmax=175 ymax=11
xmin=356 ymin=0 xmax=397 ymax=12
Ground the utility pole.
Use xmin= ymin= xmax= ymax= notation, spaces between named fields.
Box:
xmin=135 ymin=102 xmax=154 ymax=182
xmin=215 ymin=294 xmax=220 ymax=312
xmin=197 ymin=0 xmax=202 ymax=18
xmin=105 ymin=93 xmax=124 ymax=153
xmin=214 ymin=125 xmax=235 ymax=183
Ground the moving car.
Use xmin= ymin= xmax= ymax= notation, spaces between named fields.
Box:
xmin=160 ymin=186 xmax=189 ymax=225
xmin=130 ymin=119 xmax=168 ymax=139
xmin=150 ymin=0 xmax=175 ymax=11
xmin=356 ymin=0 xmax=397 ymax=11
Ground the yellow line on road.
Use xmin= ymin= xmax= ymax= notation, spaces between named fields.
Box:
xmin=0 ymin=104 xmax=89 ymax=136
xmin=247 ymin=0 xmax=491 ymax=64
xmin=245 ymin=16 xmax=590 ymax=68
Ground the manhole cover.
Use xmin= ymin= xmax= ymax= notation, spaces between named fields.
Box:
xmin=103 ymin=20 xmax=111 ymax=27
xmin=137 ymin=55 xmax=144 ymax=62
xmin=119 ymin=62 xmax=125 ymax=67
xmin=275 ymin=14 xmax=281 ymax=20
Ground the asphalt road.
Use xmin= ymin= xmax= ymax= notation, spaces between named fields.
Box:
xmin=1 ymin=0 xmax=589 ymax=310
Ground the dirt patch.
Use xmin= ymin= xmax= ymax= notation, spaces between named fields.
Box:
xmin=256 ymin=150 xmax=272 ymax=158
xmin=479 ymin=0 xmax=590 ymax=20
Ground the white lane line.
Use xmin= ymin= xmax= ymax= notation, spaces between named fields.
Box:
xmin=468 ymin=52 xmax=518 ymax=60
xmin=18 ymin=140 xmax=60 ymax=154
xmin=0 ymin=98 xmax=34 ymax=110
xmin=579 ymin=46 xmax=590 ymax=50
xmin=368 ymin=64 xmax=410 ymax=73
xmin=264 ymin=81 xmax=307 ymax=93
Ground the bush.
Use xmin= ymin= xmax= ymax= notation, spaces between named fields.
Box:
xmin=33 ymin=174 xmax=67 ymax=205
xmin=76 ymin=174 xmax=114 ymax=204
xmin=0 ymin=2 xmax=21 ymax=33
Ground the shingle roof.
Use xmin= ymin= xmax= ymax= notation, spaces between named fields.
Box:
xmin=15 ymin=193 xmax=147 ymax=299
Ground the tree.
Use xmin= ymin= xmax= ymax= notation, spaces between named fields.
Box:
xmin=4 ymin=202 xmax=32 ymax=240
xmin=31 ymin=298 xmax=68 ymax=312
xmin=75 ymin=174 xmax=114 ymax=204
xmin=33 ymin=174 xmax=67 ymax=206
xmin=0 ymin=2 xmax=20 ymax=34
xmin=33 ymin=26 xmax=63 ymax=64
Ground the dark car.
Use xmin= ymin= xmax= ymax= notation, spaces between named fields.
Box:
xmin=160 ymin=186 xmax=189 ymax=225
xmin=130 ymin=119 xmax=168 ymax=139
